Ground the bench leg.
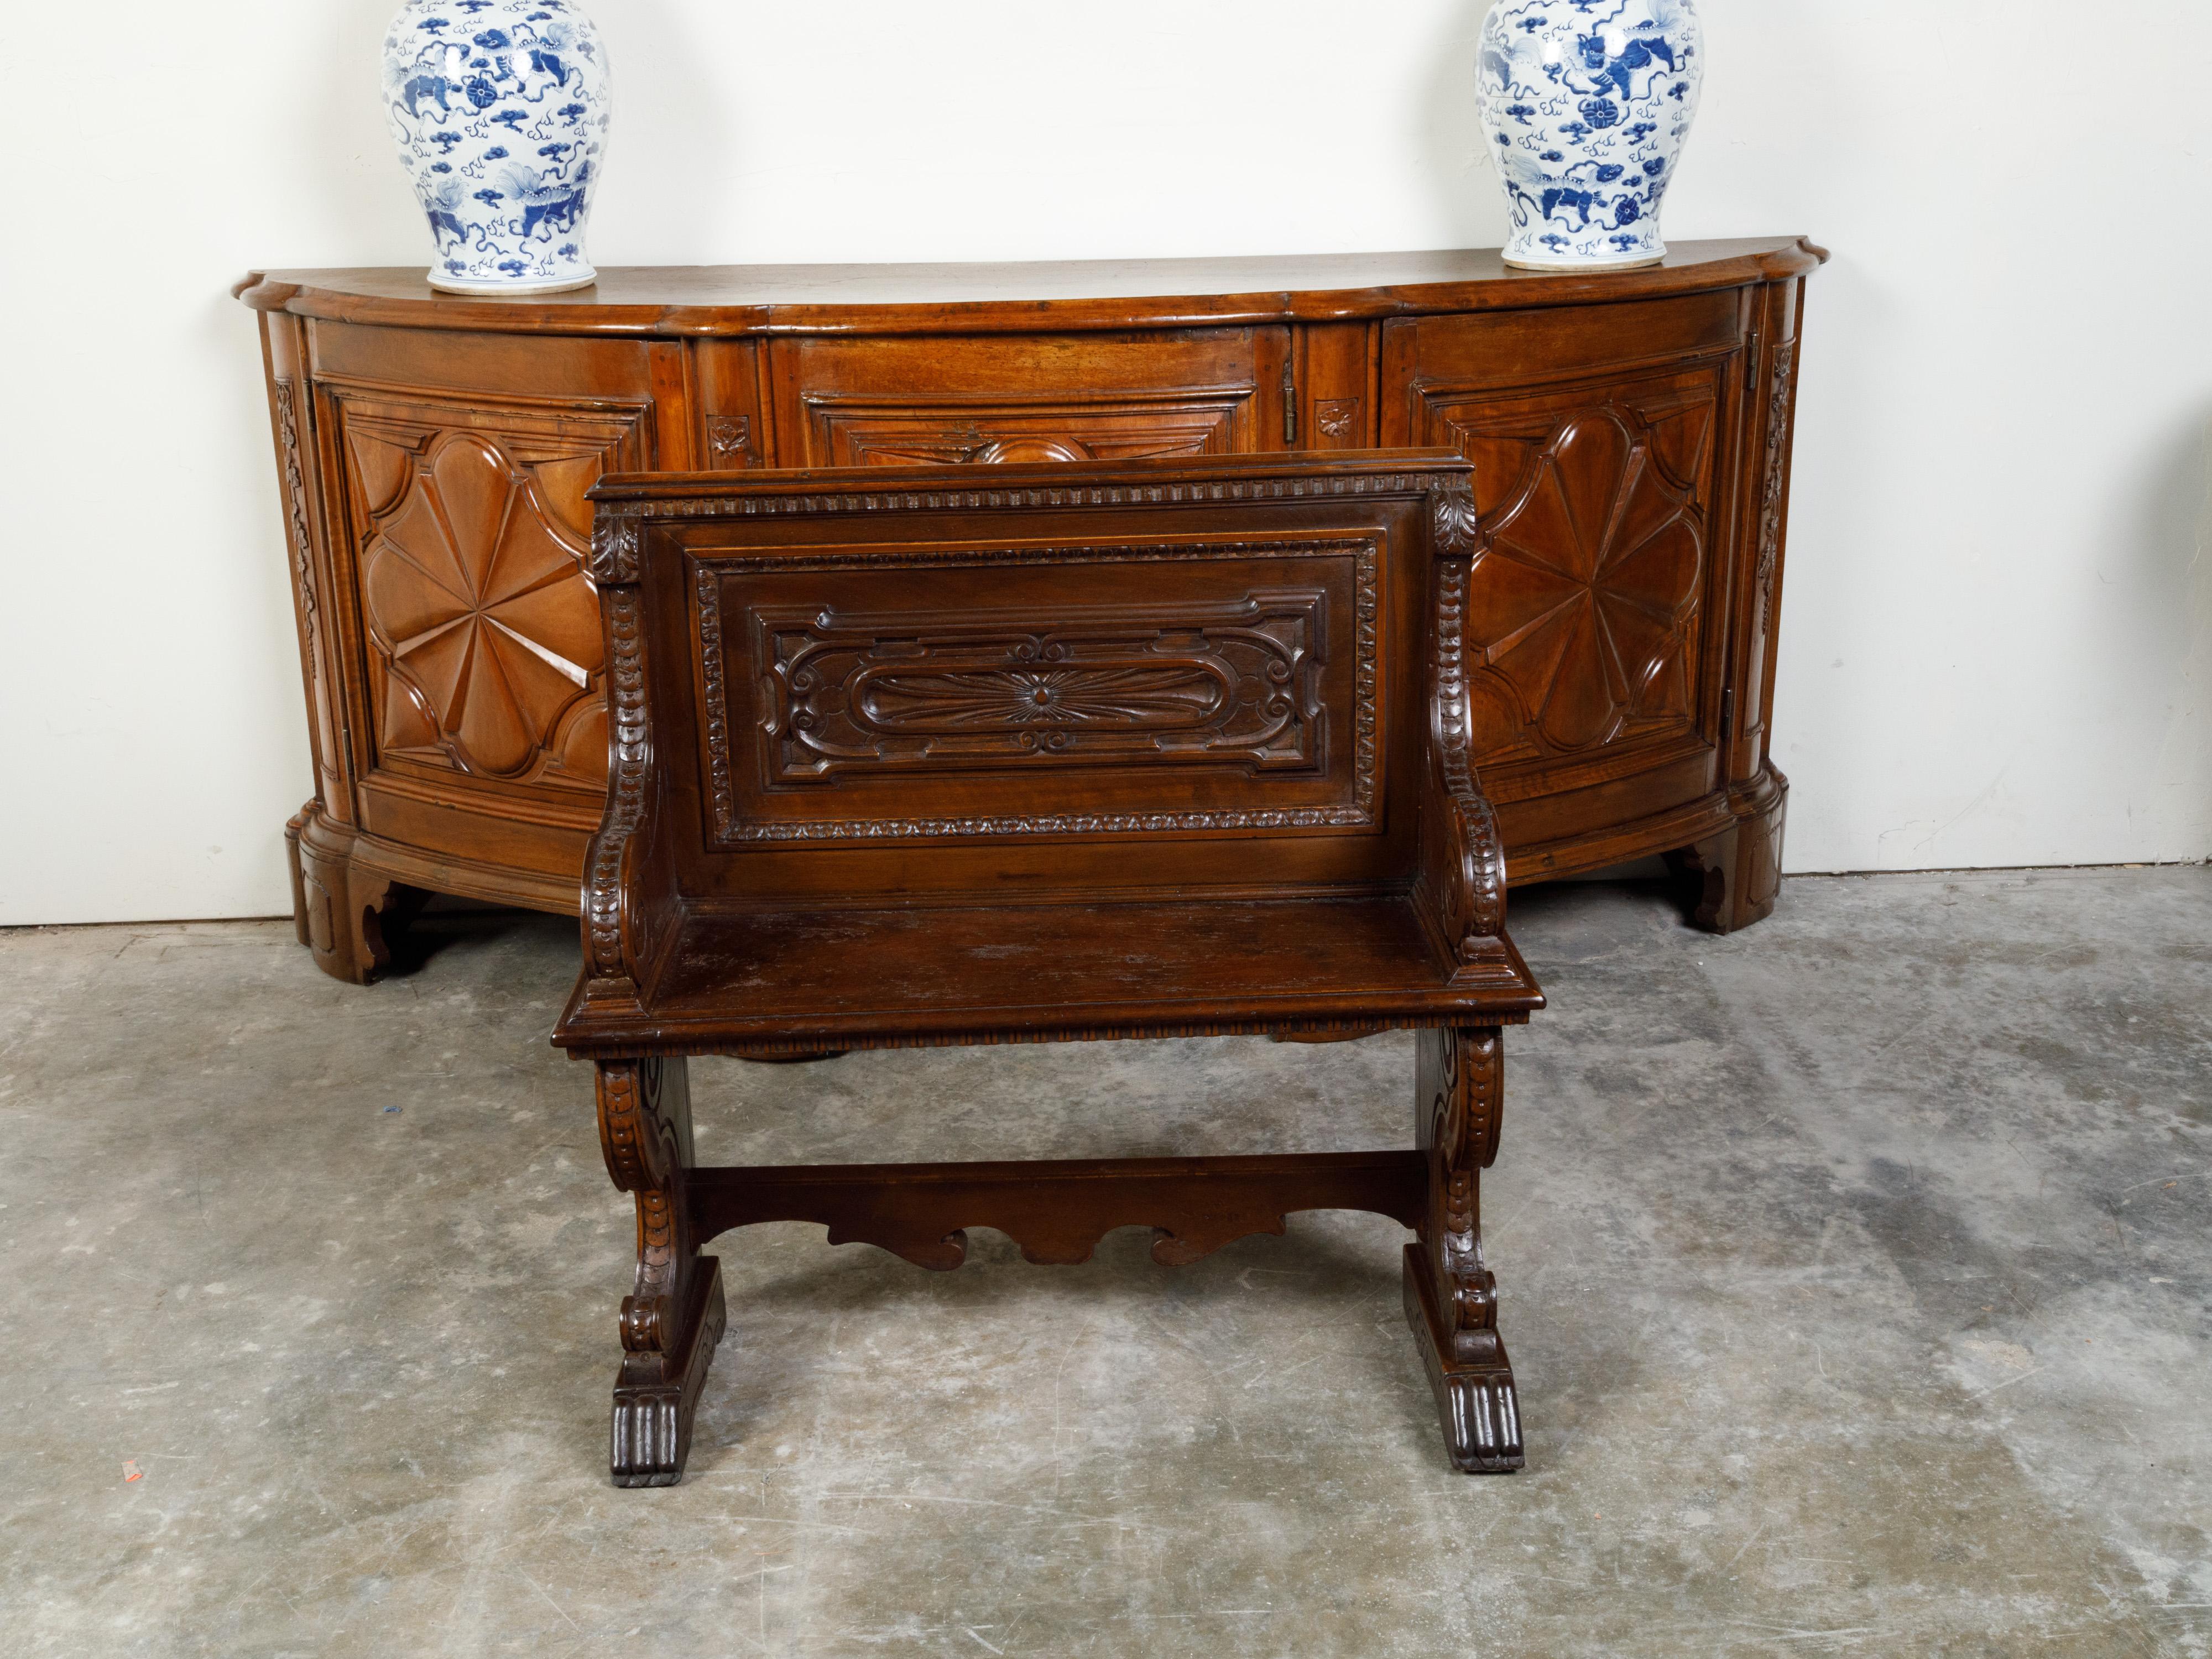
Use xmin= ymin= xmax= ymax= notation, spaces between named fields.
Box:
xmin=597 ymin=1056 xmax=725 ymax=1487
xmin=1404 ymin=1025 xmax=1524 ymax=1473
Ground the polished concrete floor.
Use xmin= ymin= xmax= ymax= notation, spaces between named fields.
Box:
xmin=1 ymin=867 xmax=2207 ymax=1657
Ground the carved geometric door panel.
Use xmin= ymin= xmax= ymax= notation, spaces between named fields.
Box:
xmin=767 ymin=330 xmax=1286 ymax=469
xmin=1410 ymin=367 xmax=1724 ymax=775
xmin=333 ymin=389 xmax=651 ymax=797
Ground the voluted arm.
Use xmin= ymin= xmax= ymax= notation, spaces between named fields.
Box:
xmin=580 ymin=510 xmax=676 ymax=1003
xmin=1415 ymin=484 xmax=1515 ymax=982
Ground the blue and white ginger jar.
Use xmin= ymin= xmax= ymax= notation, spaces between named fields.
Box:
xmin=380 ymin=0 xmax=612 ymax=294
xmin=1477 ymin=0 xmax=1703 ymax=271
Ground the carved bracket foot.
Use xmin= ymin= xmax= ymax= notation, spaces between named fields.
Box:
xmin=286 ymin=806 xmax=428 ymax=984
xmin=610 ymin=1256 xmax=726 ymax=1488
xmin=1668 ymin=765 xmax=1788 ymax=935
xmin=1403 ymin=1244 xmax=1522 ymax=1473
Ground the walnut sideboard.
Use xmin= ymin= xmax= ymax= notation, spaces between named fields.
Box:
xmin=238 ymin=238 xmax=1823 ymax=983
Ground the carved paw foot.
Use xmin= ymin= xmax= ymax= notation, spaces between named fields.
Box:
xmin=1428 ymin=1360 xmax=1524 ymax=1473
xmin=610 ymin=1258 xmax=726 ymax=1488
xmin=1402 ymin=1244 xmax=1524 ymax=1474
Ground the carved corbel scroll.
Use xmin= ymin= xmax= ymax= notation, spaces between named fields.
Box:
xmin=588 ymin=507 xmax=641 ymax=586
xmin=1429 ymin=478 xmax=1483 ymax=557
xmin=580 ymin=505 xmax=664 ymax=1003
xmin=1405 ymin=1025 xmax=1521 ymax=1472
xmin=598 ymin=1056 xmax=724 ymax=1487
xmin=1417 ymin=484 xmax=1511 ymax=978
xmin=580 ymin=582 xmax=651 ymax=997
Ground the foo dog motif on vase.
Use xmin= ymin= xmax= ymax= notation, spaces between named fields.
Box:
xmin=380 ymin=0 xmax=612 ymax=295
xmin=1477 ymin=0 xmax=1704 ymax=272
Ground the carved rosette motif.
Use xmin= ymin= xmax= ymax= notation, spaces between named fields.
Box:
xmin=1316 ymin=398 xmax=1361 ymax=440
xmin=692 ymin=539 xmax=1382 ymax=843
xmin=857 ymin=663 xmax=1226 ymax=737
xmin=706 ymin=415 xmax=753 ymax=466
xmin=1461 ymin=408 xmax=1704 ymax=754
xmin=273 ymin=381 xmax=321 ymax=671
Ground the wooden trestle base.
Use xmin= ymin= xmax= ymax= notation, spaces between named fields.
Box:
xmin=594 ymin=1035 xmax=1529 ymax=1488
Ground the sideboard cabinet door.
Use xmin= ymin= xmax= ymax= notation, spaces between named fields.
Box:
xmin=765 ymin=330 xmax=1291 ymax=468
xmin=1382 ymin=292 xmax=1751 ymax=879
xmin=307 ymin=327 xmax=671 ymax=891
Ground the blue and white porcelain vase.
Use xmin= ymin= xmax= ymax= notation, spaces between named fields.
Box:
xmin=1477 ymin=0 xmax=1703 ymax=271
xmin=380 ymin=0 xmax=612 ymax=295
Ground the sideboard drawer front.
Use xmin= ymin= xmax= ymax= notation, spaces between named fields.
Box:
xmin=687 ymin=531 xmax=1373 ymax=844
xmin=1382 ymin=291 xmax=1744 ymax=395
xmin=766 ymin=331 xmax=1288 ymax=468
xmin=328 ymin=383 xmax=654 ymax=802
xmin=311 ymin=321 xmax=660 ymax=404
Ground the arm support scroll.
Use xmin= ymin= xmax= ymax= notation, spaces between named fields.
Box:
xmin=580 ymin=507 xmax=677 ymax=1005
xmin=1415 ymin=483 xmax=1515 ymax=985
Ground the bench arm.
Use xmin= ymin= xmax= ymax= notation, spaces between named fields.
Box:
xmin=1414 ymin=484 xmax=1511 ymax=976
xmin=580 ymin=510 xmax=676 ymax=1004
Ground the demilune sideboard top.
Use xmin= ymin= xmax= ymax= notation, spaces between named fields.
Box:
xmin=238 ymin=237 xmax=1824 ymax=983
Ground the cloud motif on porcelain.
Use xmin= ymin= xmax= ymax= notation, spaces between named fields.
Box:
xmin=382 ymin=0 xmax=611 ymax=293
xmin=1477 ymin=0 xmax=1703 ymax=269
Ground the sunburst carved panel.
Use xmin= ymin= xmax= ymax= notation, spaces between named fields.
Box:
xmin=340 ymin=396 xmax=645 ymax=791
xmin=1430 ymin=375 xmax=1718 ymax=765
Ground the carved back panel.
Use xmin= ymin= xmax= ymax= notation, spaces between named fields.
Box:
xmin=599 ymin=457 xmax=1462 ymax=905
xmin=333 ymin=386 xmax=652 ymax=796
xmin=690 ymin=535 xmax=1375 ymax=846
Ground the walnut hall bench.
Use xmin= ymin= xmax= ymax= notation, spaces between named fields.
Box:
xmin=553 ymin=450 xmax=1547 ymax=1485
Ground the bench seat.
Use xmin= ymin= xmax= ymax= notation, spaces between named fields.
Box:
xmin=559 ymin=895 xmax=1542 ymax=1055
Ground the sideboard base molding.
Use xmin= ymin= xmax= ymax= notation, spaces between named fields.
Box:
xmin=286 ymin=809 xmax=422 ymax=985
xmin=285 ymin=803 xmax=576 ymax=984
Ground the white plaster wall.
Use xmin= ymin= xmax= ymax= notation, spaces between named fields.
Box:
xmin=2 ymin=1 xmax=2206 ymax=924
